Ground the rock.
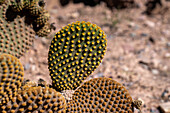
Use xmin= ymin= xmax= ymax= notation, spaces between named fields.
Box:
xmin=166 ymin=43 xmax=170 ymax=48
xmin=130 ymin=33 xmax=136 ymax=37
xmin=31 ymin=65 xmax=36 ymax=72
xmin=24 ymin=63 xmax=30 ymax=70
xmin=165 ymin=53 xmax=170 ymax=58
xmin=158 ymin=102 xmax=170 ymax=113
xmin=151 ymin=69 xmax=159 ymax=75
xmin=145 ymin=20 xmax=155 ymax=28
xmin=141 ymin=33 xmax=148 ymax=37
xmin=150 ymin=107 xmax=160 ymax=113
xmin=128 ymin=22 xmax=135 ymax=27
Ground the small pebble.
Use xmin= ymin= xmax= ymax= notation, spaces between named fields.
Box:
xmin=24 ymin=63 xmax=30 ymax=70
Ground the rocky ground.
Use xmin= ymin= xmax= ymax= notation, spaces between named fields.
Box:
xmin=20 ymin=0 xmax=170 ymax=112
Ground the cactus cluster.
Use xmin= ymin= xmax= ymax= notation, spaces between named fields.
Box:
xmin=47 ymin=21 xmax=141 ymax=112
xmin=67 ymin=77 xmax=133 ymax=112
xmin=0 ymin=19 xmax=142 ymax=112
xmin=0 ymin=54 xmax=24 ymax=105
xmin=48 ymin=21 xmax=107 ymax=91
xmin=0 ymin=3 xmax=35 ymax=58
xmin=0 ymin=83 xmax=67 ymax=113
xmin=0 ymin=54 xmax=67 ymax=113
xmin=0 ymin=0 xmax=53 ymax=58
xmin=9 ymin=0 xmax=52 ymax=36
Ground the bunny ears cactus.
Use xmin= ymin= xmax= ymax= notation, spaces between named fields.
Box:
xmin=48 ymin=21 xmax=107 ymax=91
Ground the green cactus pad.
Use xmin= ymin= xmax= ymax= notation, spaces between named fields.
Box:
xmin=0 ymin=54 xmax=24 ymax=105
xmin=10 ymin=0 xmax=24 ymax=12
xmin=48 ymin=21 xmax=107 ymax=91
xmin=67 ymin=77 xmax=133 ymax=113
xmin=0 ymin=2 xmax=35 ymax=58
xmin=0 ymin=85 xmax=67 ymax=113
xmin=34 ymin=22 xmax=52 ymax=37
xmin=27 ymin=0 xmax=45 ymax=16
xmin=33 ymin=9 xmax=50 ymax=26
xmin=0 ymin=0 xmax=6 ymax=4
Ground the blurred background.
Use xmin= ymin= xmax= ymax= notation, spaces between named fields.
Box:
xmin=20 ymin=0 xmax=170 ymax=112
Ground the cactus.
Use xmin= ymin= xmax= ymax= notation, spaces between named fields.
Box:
xmin=10 ymin=0 xmax=24 ymax=12
xmin=0 ymin=54 xmax=24 ymax=105
xmin=28 ymin=0 xmax=45 ymax=16
xmin=67 ymin=77 xmax=134 ymax=113
xmin=33 ymin=9 xmax=50 ymax=26
xmin=0 ymin=83 xmax=67 ymax=113
xmin=0 ymin=0 xmax=53 ymax=58
xmin=48 ymin=21 xmax=107 ymax=91
xmin=0 ymin=2 xmax=35 ymax=58
xmin=0 ymin=0 xmax=6 ymax=4
xmin=34 ymin=22 xmax=52 ymax=37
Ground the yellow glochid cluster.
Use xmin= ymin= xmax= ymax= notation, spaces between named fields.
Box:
xmin=67 ymin=77 xmax=134 ymax=113
xmin=48 ymin=21 xmax=107 ymax=91
xmin=0 ymin=54 xmax=24 ymax=105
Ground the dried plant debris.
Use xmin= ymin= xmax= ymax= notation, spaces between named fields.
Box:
xmin=48 ymin=21 xmax=107 ymax=91
xmin=0 ymin=54 xmax=24 ymax=105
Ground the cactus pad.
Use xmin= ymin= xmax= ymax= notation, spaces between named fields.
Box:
xmin=34 ymin=22 xmax=52 ymax=37
xmin=0 ymin=2 xmax=35 ymax=58
xmin=0 ymin=85 xmax=67 ymax=113
xmin=67 ymin=77 xmax=133 ymax=113
xmin=34 ymin=9 xmax=50 ymax=26
xmin=48 ymin=21 xmax=107 ymax=91
xmin=0 ymin=54 xmax=24 ymax=104
xmin=28 ymin=0 xmax=45 ymax=16
xmin=10 ymin=0 xmax=24 ymax=12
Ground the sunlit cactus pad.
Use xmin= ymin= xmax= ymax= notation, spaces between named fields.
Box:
xmin=0 ymin=2 xmax=35 ymax=58
xmin=48 ymin=21 xmax=107 ymax=91
xmin=0 ymin=54 xmax=24 ymax=105
xmin=67 ymin=77 xmax=133 ymax=113
xmin=0 ymin=85 xmax=67 ymax=113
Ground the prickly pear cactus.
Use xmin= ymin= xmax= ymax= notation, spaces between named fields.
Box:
xmin=48 ymin=21 xmax=107 ymax=91
xmin=0 ymin=84 xmax=67 ymax=113
xmin=33 ymin=9 xmax=50 ymax=26
xmin=67 ymin=77 xmax=134 ymax=113
xmin=10 ymin=0 xmax=24 ymax=12
xmin=0 ymin=54 xmax=24 ymax=105
xmin=0 ymin=2 xmax=35 ymax=58
xmin=34 ymin=22 xmax=52 ymax=37
xmin=0 ymin=0 xmax=53 ymax=58
xmin=28 ymin=0 xmax=45 ymax=16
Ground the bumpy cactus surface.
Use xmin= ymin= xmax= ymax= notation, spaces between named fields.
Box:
xmin=10 ymin=0 xmax=24 ymax=12
xmin=67 ymin=77 xmax=134 ymax=113
xmin=0 ymin=54 xmax=24 ymax=105
xmin=48 ymin=21 xmax=107 ymax=91
xmin=27 ymin=0 xmax=45 ymax=16
xmin=0 ymin=83 xmax=67 ymax=113
xmin=33 ymin=9 xmax=50 ymax=26
xmin=0 ymin=0 xmax=53 ymax=58
xmin=0 ymin=2 xmax=35 ymax=58
xmin=34 ymin=22 xmax=52 ymax=37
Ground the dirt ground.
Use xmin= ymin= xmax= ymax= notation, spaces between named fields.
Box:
xmin=20 ymin=0 xmax=170 ymax=112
